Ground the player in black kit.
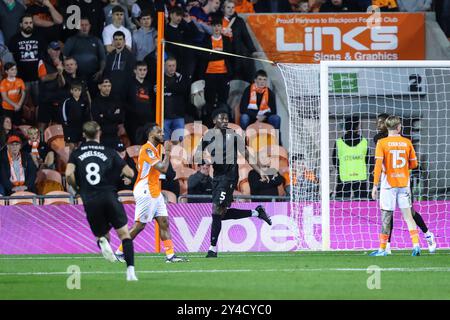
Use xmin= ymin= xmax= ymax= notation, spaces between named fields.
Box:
xmin=195 ymin=108 xmax=273 ymax=258
xmin=65 ymin=121 xmax=138 ymax=281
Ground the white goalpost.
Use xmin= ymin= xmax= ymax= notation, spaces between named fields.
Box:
xmin=279 ymin=60 xmax=450 ymax=251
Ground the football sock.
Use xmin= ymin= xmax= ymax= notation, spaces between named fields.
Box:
xmin=412 ymin=211 xmax=428 ymax=233
xmin=163 ymin=239 xmax=175 ymax=259
xmin=209 ymin=245 xmax=217 ymax=252
xmin=425 ymin=231 xmax=433 ymax=237
xmin=211 ymin=214 xmax=222 ymax=247
xmin=222 ymin=208 xmax=252 ymax=220
xmin=122 ymin=238 xmax=134 ymax=267
xmin=386 ymin=242 xmax=391 ymax=251
xmin=379 ymin=233 xmax=389 ymax=250
xmin=388 ymin=215 xmax=394 ymax=242
xmin=251 ymin=210 xmax=259 ymax=217
xmin=409 ymin=229 xmax=420 ymax=248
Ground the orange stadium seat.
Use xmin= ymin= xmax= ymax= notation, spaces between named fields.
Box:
xmin=182 ymin=122 xmax=208 ymax=161
xmin=227 ymin=80 xmax=249 ymax=125
xmin=170 ymin=144 xmax=191 ymax=170
xmin=9 ymin=191 xmax=37 ymax=205
xmin=43 ymin=191 xmax=72 ymax=205
xmin=258 ymin=145 xmax=289 ymax=170
xmin=118 ymin=190 xmax=135 ymax=204
xmin=162 ymin=190 xmax=177 ymax=204
xmin=238 ymin=164 xmax=252 ymax=195
xmin=35 ymin=169 xmax=64 ymax=195
xmin=44 ymin=125 xmax=69 ymax=172
xmin=174 ymin=166 xmax=196 ymax=195
xmin=245 ymin=122 xmax=278 ymax=152
xmin=227 ymin=122 xmax=244 ymax=138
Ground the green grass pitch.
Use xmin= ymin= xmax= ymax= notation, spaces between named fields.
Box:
xmin=1 ymin=251 xmax=449 ymax=300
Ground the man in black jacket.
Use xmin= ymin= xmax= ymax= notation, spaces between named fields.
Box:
xmin=91 ymin=77 xmax=124 ymax=149
xmin=201 ymin=18 xmax=233 ymax=127
xmin=164 ymin=57 xmax=189 ymax=142
xmin=125 ymin=61 xmax=154 ymax=145
xmin=188 ymin=161 xmax=213 ymax=203
xmin=0 ymin=134 xmax=37 ymax=195
xmin=248 ymin=161 xmax=284 ymax=201
xmin=103 ymin=31 xmax=136 ymax=101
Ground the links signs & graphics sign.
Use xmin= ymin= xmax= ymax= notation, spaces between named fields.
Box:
xmin=247 ymin=13 xmax=425 ymax=64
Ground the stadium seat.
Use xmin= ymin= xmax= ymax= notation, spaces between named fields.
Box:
xmin=126 ymin=145 xmax=141 ymax=166
xmin=44 ymin=125 xmax=69 ymax=172
xmin=174 ymin=166 xmax=196 ymax=195
xmin=258 ymin=145 xmax=289 ymax=170
xmin=227 ymin=122 xmax=244 ymax=138
xmin=9 ymin=191 xmax=37 ymax=205
xmin=170 ymin=144 xmax=191 ymax=170
xmin=238 ymin=164 xmax=252 ymax=195
xmin=182 ymin=122 xmax=208 ymax=161
xmin=227 ymin=80 xmax=249 ymax=125
xmin=118 ymin=190 xmax=135 ymax=204
xmin=245 ymin=122 xmax=278 ymax=152
xmin=162 ymin=190 xmax=177 ymax=204
xmin=43 ymin=191 xmax=72 ymax=205
xmin=35 ymin=169 xmax=64 ymax=195
xmin=233 ymin=189 xmax=250 ymax=203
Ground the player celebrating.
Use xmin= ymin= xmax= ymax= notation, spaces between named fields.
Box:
xmin=370 ymin=116 xmax=422 ymax=256
xmin=65 ymin=121 xmax=138 ymax=281
xmin=195 ymin=108 xmax=273 ymax=258
xmin=115 ymin=123 xmax=189 ymax=263
xmin=374 ymin=113 xmax=436 ymax=254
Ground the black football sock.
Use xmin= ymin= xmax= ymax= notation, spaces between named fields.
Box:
xmin=122 ymin=238 xmax=135 ymax=267
xmin=210 ymin=214 xmax=222 ymax=247
xmin=388 ymin=214 xmax=394 ymax=242
xmin=412 ymin=210 xmax=428 ymax=234
xmin=222 ymin=208 xmax=252 ymax=220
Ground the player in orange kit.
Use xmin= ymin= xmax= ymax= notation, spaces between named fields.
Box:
xmin=115 ymin=123 xmax=189 ymax=263
xmin=370 ymin=115 xmax=422 ymax=256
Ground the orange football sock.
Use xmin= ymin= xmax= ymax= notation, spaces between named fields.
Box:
xmin=163 ymin=240 xmax=175 ymax=257
xmin=409 ymin=229 xmax=419 ymax=247
xmin=379 ymin=233 xmax=389 ymax=250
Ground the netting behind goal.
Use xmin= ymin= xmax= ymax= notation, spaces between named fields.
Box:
xmin=279 ymin=61 xmax=450 ymax=251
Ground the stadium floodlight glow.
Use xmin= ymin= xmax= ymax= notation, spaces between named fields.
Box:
xmin=279 ymin=60 xmax=450 ymax=251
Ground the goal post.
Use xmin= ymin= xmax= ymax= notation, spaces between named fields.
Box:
xmin=279 ymin=60 xmax=450 ymax=251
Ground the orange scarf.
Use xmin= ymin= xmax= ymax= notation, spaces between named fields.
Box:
xmin=248 ymin=83 xmax=270 ymax=115
xmin=8 ymin=151 xmax=25 ymax=186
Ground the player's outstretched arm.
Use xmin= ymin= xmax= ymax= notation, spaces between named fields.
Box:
xmin=65 ymin=163 xmax=79 ymax=193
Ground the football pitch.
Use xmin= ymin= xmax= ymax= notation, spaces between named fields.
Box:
xmin=0 ymin=251 xmax=449 ymax=300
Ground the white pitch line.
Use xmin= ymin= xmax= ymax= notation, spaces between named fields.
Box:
xmin=0 ymin=251 xmax=449 ymax=260
xmin=0 ymin=267 xmax=449 ymax=276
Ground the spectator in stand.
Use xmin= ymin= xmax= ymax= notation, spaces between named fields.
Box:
xmin=165 ymin=6 xmax=199 ymax=82
xmin=0 ymin=44 xmax=15 ymax=69
xmin=125 ymin=61 xmax=154 ymax=145
xmin=26 ymin=0 xmax=64 ymax=43
xmin=239 ymin=70 xmax=280 ymax=132
xmin=248 ymin=160 xmax=284 ymax=201
xmin=188 ymin=160 xmax=212 ymax=203
xmin=164 ymin=56 xmax=188 ymax=142
xmin=367 ymin=0 xmax=399 ymax=11
xmin=103 ymin=6 xmax=133 ymax=53
xmin=37 ymin=41 xmax=65 ymax=131
xmin=201 ymin=18 xmax=232 ymax=127
xmin=0 ymin=116 xmax=13 ymax=151
xmin=397 ymin=0 xmax=432 ymax=12
xmin=0 ymin=134 xmax=37 ymax=195
xmin=319 ymin=0 xmax=359 ymax=12
xmin=130 ymin=0 xmax=156 ymax=28
xmin=9 ymin=14 xmax=46 ymax=111
xmin=104 ymin=31 xmax=136 ymax=101
xmin=436 ymin=0 xmax=450 ymax=38
xmin=63 ymin=17 xmax=106 ymax=95
xmin=104 ymin=0 xmax=135 ymax=31
xmin=0 ymin=0 xmax=26 ymax=46
xmin=132 ymin=10 xmax=157 ymax=61
xmin=60 ymin=81 xmax=91 ymax=152
xmin=23 ymin=126 xmax=54 ymax=169
xmin=189 ymin=0 xmax=220 ymax=45
xmin=91 ymin=77 xmax=124 ymax=149
xmin=59 ymin=0 xmax=105 ymax=39
xmin=60 ymin=56 xmax=91 ymax=104
xmin=162 ymin=162 xmax=181 ymax=199
xmin=221 ymin=0 xmax=257 ymax=83
xmin=0 ymin=62 xmax=26 ymax=125
xmin=116 ymin=142 xmax=137 ymax=191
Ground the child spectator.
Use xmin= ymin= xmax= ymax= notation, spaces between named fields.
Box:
xmin=23 ymin=126 xmax=55 ymax=169
xmin=0 ymin=62 xmax=26 ymax=125
xmin=60 ymin=81 xmax=91 ymax=153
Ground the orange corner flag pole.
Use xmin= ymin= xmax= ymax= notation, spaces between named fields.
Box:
xmin=154 ymin=10 xmax=165 ymax=253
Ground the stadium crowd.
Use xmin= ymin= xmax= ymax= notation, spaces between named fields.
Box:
xmin=0 ymin=0 xmax=448 ymax=201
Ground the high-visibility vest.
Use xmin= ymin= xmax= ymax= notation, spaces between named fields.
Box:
xmin=336 ymin=137 xmax=368 ymax=182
